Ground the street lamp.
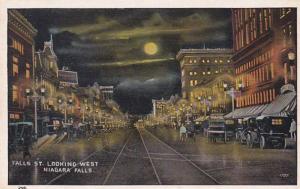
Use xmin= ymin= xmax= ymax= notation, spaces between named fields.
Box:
xmin=25 ymin=86 xmax=46 ymax=139
xmin=196 ymin=95 xmax=211 ymax=117
xmin=223 ymin=82 xmax=244 ymax=112
xmin=82 ymin=98 xmax=88 ymax=122
xmin=288 ymin=50 xmax=296 ymax=81
xmin=288 ymin=51 xmax=296 ymax=62
xmin=57 ymin=96 xmax=73 ymax=123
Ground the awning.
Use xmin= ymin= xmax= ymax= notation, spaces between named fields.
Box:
xmin=261 ymin=91 xmax=296 ymax=116
xmin=224 ymin=104 xmax=268 ymax=119
xmin=224 ymin=106 xmax=252 ymax=119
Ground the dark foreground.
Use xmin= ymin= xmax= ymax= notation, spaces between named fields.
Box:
xmin=9 ymin=126 xmax=297 ymax=185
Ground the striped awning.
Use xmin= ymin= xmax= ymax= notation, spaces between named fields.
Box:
xmin=262 ymin=91 xmax=296 ymax=116
xmin=224 ymin=104 xmax=268 ymax=119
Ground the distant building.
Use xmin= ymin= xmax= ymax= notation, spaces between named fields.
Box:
xmin=58 ymin=66 xmax=79 ymax=89
xmin=99 ymin=86 xmax=114 ymax=101
xmin=176 ymin=48 xmax=233 ymax=101
xmin=228 ymin=8 xmax=296 ymax=118
xmin=8 ymin=10 xmax=37 ymax=122
xmin=35 ymin=35 xmax=60 ymax=111
xmin=152 ymin=99 xmax=168 ymax=117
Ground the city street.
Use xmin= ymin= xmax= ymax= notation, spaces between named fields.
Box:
xmin=9 ymin=126 xmax=296 ymax=185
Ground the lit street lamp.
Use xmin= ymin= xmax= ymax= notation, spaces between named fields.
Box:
xmin=197 ymin=95 xmax=212 ymax=117
xmin=57 ymin=96 xmax=74 ymax=123
xmin=288 ymin=50 xmax=296 ymax=81
xmin=25 ymin=86 xmax=46 ymax=139
xmin=223 ymin=82 xmax=244 ymax=112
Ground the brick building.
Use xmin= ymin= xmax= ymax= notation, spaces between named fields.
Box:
xmin=228 ymin=8 xmax=296 ymax=118
xmin=8 ymin=10 xmax=37 ymax=122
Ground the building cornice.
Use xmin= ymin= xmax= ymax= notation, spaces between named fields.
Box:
xmin=8 ymin=10 xmax=37 ymax=39
xmin=176 ymin=48 xmax=233 ymax=61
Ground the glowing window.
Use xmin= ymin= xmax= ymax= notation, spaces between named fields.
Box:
xmin=12 ymin=56 xmax=18 ymax=77
xmin=12 ymin=85 xmax=18 ymax=103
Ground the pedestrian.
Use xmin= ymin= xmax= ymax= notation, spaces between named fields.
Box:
xmin=290 ymin=119 xmax=296 ymax=140
xmin=179 ymin=122 xmax=187 ymax=142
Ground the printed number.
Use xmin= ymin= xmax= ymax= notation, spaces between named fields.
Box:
xmin=18 ymin=187 xmax=26 ymax=189
xmin=280 ymin=174 xmax=289 ymax=178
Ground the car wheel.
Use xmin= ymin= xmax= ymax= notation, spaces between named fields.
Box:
xmin=284 ymin=138 xmax=288 ymax=149
xmin=246 ymin=134 xmax=253 ymax=148
xmin=260 ymin=136 xmax=266 ymax=149
xmin=235 ymin=132 xmax=240 ymax=141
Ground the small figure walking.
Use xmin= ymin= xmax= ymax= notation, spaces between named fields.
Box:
xmin=179 ymin=122 xmax=187 ymax=142
xmin=290 ymin=119 xmax=296 ymax=140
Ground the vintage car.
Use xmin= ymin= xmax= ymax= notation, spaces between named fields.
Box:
xmin=236 ymin=117 xmax=256 ymax=144
xmin=224 ymin=119 xmax=238 ymax=140
xmin=207 ymin=114 xmax=226 ymax=143
xmin=9 ymin=122 xmax=34 ymax=153
xmin=252 ymin=115 xmax=291 ymax=149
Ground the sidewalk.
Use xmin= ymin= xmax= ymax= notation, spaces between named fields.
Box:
xmin=9 ymin=134 xmax=67 ymax=160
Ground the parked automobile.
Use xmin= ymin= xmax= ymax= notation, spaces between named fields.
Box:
xmin=207 ymin=114 xmax=226 ymax=143
xmin=255 ymin=115 xmax=291 ymax=149
xmin=244 ymin=115 xmax=292 ymax=149
xmin=236 ymin=117 xmax=256 ymax=144
xmin=224 ymin=119 xmax=238 ymax=141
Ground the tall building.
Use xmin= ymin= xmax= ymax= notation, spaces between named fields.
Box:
xmin=8 ymin=10 xmax=37 ymax=122
xmin=152 ymin=99 xmax=168 ymax=117
xmin=228 ymin=8 xmax=296 ymax=118
xmin=35 ymin=35 xmax=60 ymax=111
xmin=176 ymin=48 xmax=234 ymax=101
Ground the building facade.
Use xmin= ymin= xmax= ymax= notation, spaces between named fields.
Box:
xmin=99 ymin=86 xmax=114 ymax=101
xmin=176 ymin=48 xmax=234 ymax=101
xmin=231 ymin=8 xmax=296 ymax=110
xmin=191 ymin=74 xmax=235 ymax=115
xmin=8 ymin=10 xmax=37 ymax=122
xmin=35 ymin=35 xmax=60 ymax=112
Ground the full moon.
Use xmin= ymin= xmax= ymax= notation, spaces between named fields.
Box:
xmin=144 ymin=42 xmax=158 ymax=55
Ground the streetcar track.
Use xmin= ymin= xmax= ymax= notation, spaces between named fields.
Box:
xmin=137 ymin=128 xmax=162 ymax=185
xmin=102 ymin=135 xmax=131 ymax=185
xmin=143 ymin=128 xmax=221 ymax=185
xmin=46 ymin=131 xmax=131 ymax=185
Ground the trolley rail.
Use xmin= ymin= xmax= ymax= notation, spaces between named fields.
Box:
xmin=142 ymin=128 xmax=221 ymax=184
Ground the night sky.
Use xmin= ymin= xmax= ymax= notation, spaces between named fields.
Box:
xmin=19 ymin=9 xmax=232 ymax=114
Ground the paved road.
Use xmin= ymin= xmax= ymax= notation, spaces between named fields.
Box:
xmin=8 ymin=126 xmax=297 ymax=185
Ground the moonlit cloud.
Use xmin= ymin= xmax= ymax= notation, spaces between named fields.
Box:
xmin=85 ymin=57 xmax=175 ymax=67
xmin=21 ymin=8 xmax=232 ymax=114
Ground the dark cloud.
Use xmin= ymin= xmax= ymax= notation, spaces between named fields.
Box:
xmin=19 ymin=8 xmax=232 ymax=114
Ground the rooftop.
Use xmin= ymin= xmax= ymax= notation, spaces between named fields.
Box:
xmin=58 ymin=70 xmax=78 ymax=84
xmin=176 ymin=48 xmax=233 ymax=60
